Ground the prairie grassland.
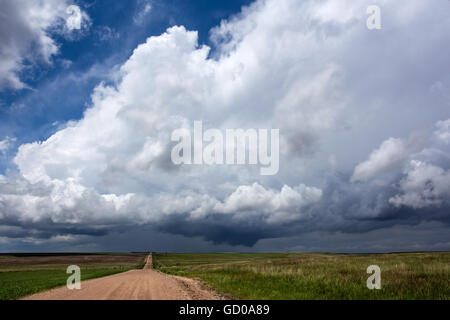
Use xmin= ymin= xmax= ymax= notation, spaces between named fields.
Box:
xmin=0 ymin=253 xmax=147 ymax=300
xmin=153 ymin=252 xmax=450 ymax=300
xmin=0 ymin=252 xmax=146 ymax=271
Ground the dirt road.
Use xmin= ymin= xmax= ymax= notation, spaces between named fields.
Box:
xmin=23 ymin=254 xmax=220 ymax=300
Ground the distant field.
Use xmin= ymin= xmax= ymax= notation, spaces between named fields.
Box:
xmin=153 ymin=252 xmax=450 ymax=300
xmin=0 ymin=253 xmax=147 ymax=300
xmin=0 ymin=252 xmax=147 ymax=271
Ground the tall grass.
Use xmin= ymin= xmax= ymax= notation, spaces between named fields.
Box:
xmin=154 ymin=252 xmax=450 ymax=300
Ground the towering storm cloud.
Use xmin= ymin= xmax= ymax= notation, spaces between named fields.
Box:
xmin=0 ymin=0 xmax=449 ymax=251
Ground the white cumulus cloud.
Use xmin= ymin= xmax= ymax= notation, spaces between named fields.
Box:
xmin=351 ymin=135 xmax=427 ymax=183
xmin=0 ymin=0 xmax=90 ymax=90
xmin=390 ymin=161 xmax=450 ymax=209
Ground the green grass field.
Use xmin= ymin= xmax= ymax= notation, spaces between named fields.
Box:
xmin=0 ymin=269 xmax=126 ymax=300
xmin=153 ymin=252 xmax=450 ymax=300
xmin=0 ymin=253 xmax=147 ymax=300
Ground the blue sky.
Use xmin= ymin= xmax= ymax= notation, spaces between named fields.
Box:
xmin=0 ymin=0 xmax=450 ymax=253
xmin=0 ymin=0 xmax=254 ymax=169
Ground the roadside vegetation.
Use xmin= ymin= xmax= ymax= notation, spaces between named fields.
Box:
xmin=0 ymin=253 xmax=147 ymax=300
xmin=153 ymin=252 xmax=450 ymax=300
